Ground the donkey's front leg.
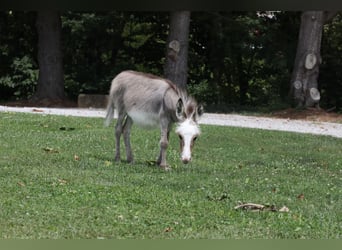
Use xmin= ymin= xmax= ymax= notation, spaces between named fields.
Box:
xmin=157 ymin=125 xmax=170 ymax=170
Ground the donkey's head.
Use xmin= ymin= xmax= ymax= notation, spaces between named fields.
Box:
xmin=175 ymin=97 xmax=203 ymax=164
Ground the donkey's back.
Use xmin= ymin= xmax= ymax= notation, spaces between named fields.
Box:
xmin=105 ymin=70 xmax=179 ymax=129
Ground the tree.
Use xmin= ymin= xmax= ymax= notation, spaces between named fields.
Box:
xmin=290 ymin=11 xmax=337 ymax=108
xmin=32 ymin=11 xmax=65 ymax=101
xmin=164 ymin=11 xmax=191 ymax=90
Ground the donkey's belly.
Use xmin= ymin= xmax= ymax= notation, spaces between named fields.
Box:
xmin=128 ymin=110 xmax=160 ymax=129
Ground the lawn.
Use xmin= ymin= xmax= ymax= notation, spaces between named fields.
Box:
xmin=0 ymin=112 xmax=341 ymax=239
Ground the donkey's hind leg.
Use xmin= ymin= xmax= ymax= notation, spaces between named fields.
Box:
xmin=114 ymin=112 xmax=126 ymax=162
xmin=123 ymin=116 xmax=134 ymax=163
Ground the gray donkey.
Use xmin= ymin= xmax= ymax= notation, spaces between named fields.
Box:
xmin=104 ymin=70 xmax=203 ymax=170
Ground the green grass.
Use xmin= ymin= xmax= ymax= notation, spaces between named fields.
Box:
xmin=0 ymin=112 xmax=341 ymax=239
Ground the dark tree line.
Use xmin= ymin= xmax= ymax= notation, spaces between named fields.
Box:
xmin=1 ymin=11 xmax=342 ymax=111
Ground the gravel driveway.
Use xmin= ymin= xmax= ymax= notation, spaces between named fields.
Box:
xmin=1 ymin=105 xmax=341 ymax=139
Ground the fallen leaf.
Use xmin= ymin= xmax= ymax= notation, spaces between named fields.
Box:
xmin=207 ymin=193 xmax=229 ymax=201
xmin=32 ymin=108 xmax=44 ymax=113
xmin=59 ymin=126 xmax=75 ymax=131
xmin=146 ymin=160 xmax=157 ymax=166
xmin=17 ymin=181 xmax=26 ymax=187
xmin=74 ymin=154 xmax=80 ymax=161
xmin=234 ymin=203 xmax=267 ymax=211
xmin=164 ymin=227 xmax=173 ymax=232
xmin=58 ymin=179 xmax=67 ymax=185
xmin=104 ymin=160 xmax=111 ymax=167
xmin=297 ymin=194 xmax=305 ymax=200
xmin=278 ymin=206 xmax=290 ymax=212
xmin=218 ymin=193 xmax=229 ymax=201
xmin=43 ymin=147 xmax=59 ymax=153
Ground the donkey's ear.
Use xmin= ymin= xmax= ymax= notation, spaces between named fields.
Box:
xmin=176 ymin=98 xmax=185 ymax=120
xmin=197 ymin=104 xmax=204 ymax=117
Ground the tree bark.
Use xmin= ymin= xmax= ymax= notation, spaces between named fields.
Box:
xmin=290 ymin=11 xmax=337 ymax=108
xmin=33 ymin=11 xmax=65 ymax=101
xmin=164 ymin=11 xmax=191 ymax=91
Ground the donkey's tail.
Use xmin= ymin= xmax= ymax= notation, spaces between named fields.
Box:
xmin=104 ymin=101 xmax=114 ymax=126
xmin=104 ymin=76 xmax=121 ymax=126
xmin=104 ymin=95 xmax=115 ymax=127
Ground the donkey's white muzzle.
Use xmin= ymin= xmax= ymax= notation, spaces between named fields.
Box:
xmin=181 ymin=146 xmax=192 ymax=164
xmin=182 ymin=157 xmax=191 ymax=164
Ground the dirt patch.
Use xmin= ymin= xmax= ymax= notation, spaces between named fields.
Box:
xmin=268 ymin=108 xmax=342 ymax=123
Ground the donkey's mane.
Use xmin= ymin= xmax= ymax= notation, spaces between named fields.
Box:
xmin=183 ymin=96 xmax=199 ymax=118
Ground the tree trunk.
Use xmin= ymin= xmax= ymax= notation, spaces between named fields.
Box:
xmin=289 ymin=11 xmax=336 ymax=108
xmin=164 ymin=11 xmax=191 ymax=91
xmin=33 ymin=11 xmax=65 ymax=101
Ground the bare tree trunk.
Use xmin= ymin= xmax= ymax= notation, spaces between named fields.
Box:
xmin=164 ymin=11 xmax=190 ymax=90
xmin=290 ymin=11 xmax=337 ymax=108
xmin=33 ymin=11 xmax=65 ymax=101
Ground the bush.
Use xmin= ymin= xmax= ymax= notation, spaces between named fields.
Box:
xmin=0 ymin=55 xmax=38 ymax=100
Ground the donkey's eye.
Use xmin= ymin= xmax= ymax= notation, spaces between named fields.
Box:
xmin=178 ymin=135 xmax=183 ymax=140
xmin=193 ymin=136 xmax=198 ymax=141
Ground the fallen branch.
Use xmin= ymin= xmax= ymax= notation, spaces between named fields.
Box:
xmin=234 ymin=202 xmax=289 ymax=212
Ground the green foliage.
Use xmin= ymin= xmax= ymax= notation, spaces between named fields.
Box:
xmin=0 ymin=112 xmax=341 ymax=238
xmin=0 ymin=56 xmax=38 ymax=98
xmin=321 ymin=13 xmax=342 ymax=111
xmin=0 ymin=11 xmax=37 ymax=100
xmin=189 ymin=11 xmax=300 ymax=109
xmin=187 ymin=78 xmax=218 ymax=106
xmin=61 ymin=12 xmax=124 ymax=98
xmin=1 ymin=11 xmax=342 ymax=111
xmin=61 ymin=12 xmax=167 ymax=99
xmin=122 ymin=21 xmax=154 ymax=49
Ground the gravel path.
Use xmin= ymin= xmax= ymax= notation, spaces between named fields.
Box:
xmin=1 ymin=105 xmax=341 ymax=139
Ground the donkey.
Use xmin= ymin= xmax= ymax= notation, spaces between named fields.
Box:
xmin=104 ymin=70 xmax=203 ymax=170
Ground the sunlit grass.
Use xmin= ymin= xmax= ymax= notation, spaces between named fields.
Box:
xmin=0 ymin=112 xmax=341 ymax=239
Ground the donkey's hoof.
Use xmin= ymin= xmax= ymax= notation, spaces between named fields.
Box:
xmin=127 ymin=159 xmax=134 ymax=164
xmin=160 ymin=165 xmax=171 ymax=171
